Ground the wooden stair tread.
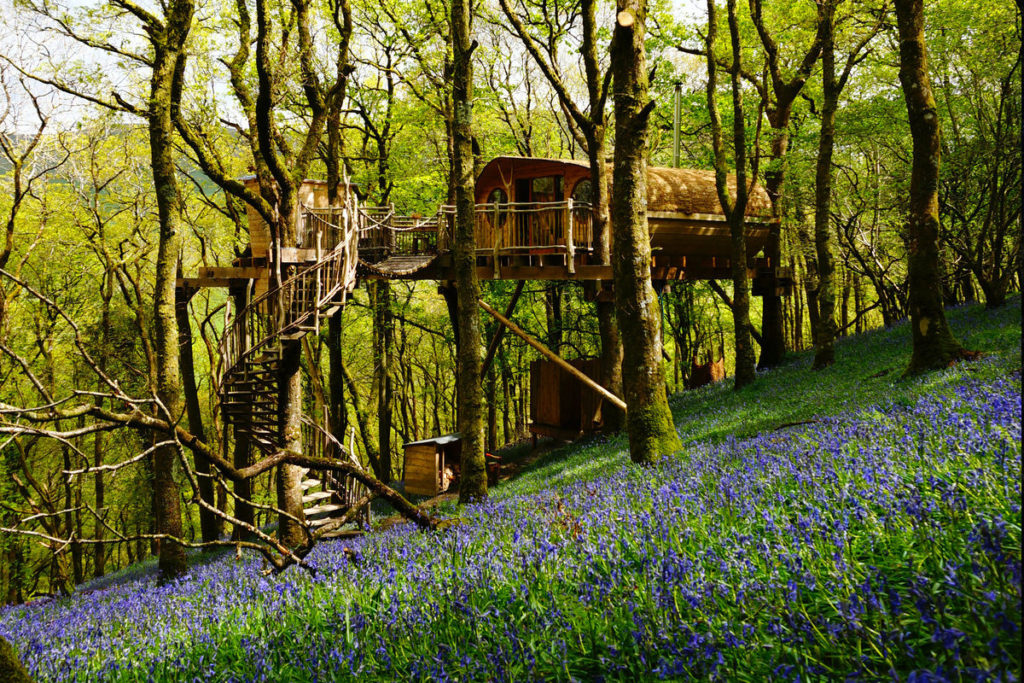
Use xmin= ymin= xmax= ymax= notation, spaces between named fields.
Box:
xmin=302 ymin=490 xmax=335 ymax=503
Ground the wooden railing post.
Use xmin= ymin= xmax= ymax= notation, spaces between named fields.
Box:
xmin=492 ymin=202 xmax=501 ymax=279
xmin=566 ymin=198 xmax=575 ymax=274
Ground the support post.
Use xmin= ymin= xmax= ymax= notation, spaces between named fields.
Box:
xmin=566 ymin=199 xmax=575 ymax=274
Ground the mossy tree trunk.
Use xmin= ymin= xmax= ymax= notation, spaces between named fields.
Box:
xmin=0 ymin=636 xmax=32 ymax=683
xmin=583 ymin=0 xmax=623 ymax=431
xmin=747 ymin=0 xmax=826 ymax=370
xmin=812 ymin=0 xmax=840 ymax=369
xmin=812 ymin=1 xmax=880 ymax=369
xmin=705 ymin=0 xmax=757 ymax=390
xmin=149 ymin=0 xmax=195 ymax=580
xmin=175 ymin=291 xmax=221 ymax=541
xmin=276 ymin=341 xmax=308 ymax=547
xmin=371 ymin=280 xmax=394 ymax=483
xmin=230 ymin=289 xmax=256 ymax=542
xmin=610 ymin=0 xmax=682 ymax=463
xmin=452 ymin=0 xmax=487 ymax=502
xmin=894 ymin=0 xmax=965 ymax=373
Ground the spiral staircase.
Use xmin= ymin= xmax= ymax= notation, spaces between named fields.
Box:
xmin=218 ymin=198 xmax=367 ymax=535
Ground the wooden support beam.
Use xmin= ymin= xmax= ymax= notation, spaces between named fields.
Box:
xmin=480 ymin=280 xmax=525 ymax=378
xmin=477 ymin=298 xmax=627 ymax=412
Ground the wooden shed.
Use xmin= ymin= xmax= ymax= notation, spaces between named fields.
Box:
xmin=402 ymin=433 xmax=462 ymax=497
xmin=473 ymin=156 xmax=773 ymax=262
xmin=529 ymin=358 xmax=605 ymax=441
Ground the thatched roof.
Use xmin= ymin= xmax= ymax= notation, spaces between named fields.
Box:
xmin=647 ymin=167 xmax=772 ymax=218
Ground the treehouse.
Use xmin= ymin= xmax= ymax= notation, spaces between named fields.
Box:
xmin=242 ymin=177 xmax=362 ymax=263
xmin=471 ymin=156 xmax=776 ymax=281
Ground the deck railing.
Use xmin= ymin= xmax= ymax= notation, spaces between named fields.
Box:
xmin=353 ymin=205 xmax=449 ymax=260
xmin=304 ymin=200 xmax=595 ymax=264
xmin=474 ymin=200 xmax=594 ymax=254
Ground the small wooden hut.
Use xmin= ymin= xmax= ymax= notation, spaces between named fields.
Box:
xmin=529 ymin=358 xmax=604 ymax=441
xmin=402 ymin=434 xmax=462 ymax=497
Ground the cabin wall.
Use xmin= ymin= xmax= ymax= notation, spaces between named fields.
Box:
xmin=244 ymin=180 xmax=338 ymax=260
xmin=530 ymin=358 xmax=603 ymax=437
xmin=403 ymin=445 xmax=439 ymax=496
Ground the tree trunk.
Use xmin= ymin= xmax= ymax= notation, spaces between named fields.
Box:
xmin=276 ymin=342 xmax=307 ymax=547
xmin=759 ymin=124 xmax=790 ymax=370
xmin=545 ymin=284 xmax=562 ymax=352
xmin=149 ymin=21 xmax=192 ymax=579
xmin=452 ymin=0 xmax=487 ymax=501
xmin=231 ymin=289 xmax=255 ymax=542
xmin=175 ymin=291 xmax=221 ymax=541
xmin=371 ymin=281 xmax=394 ymax=482
xmin=586 ymin=53 xmax=624 ymax=433
xmin=894 ymin=0 xmax=965 ymax=373
xmin=706 ymin=0 xmax=756 ymax=389
xmin=812 ymin=2 xmax=840 ymax=369
xmin=611 ymin=0 xmax=682 ymax=463
xmin=328 ymin=311 xmax=347 ymax=444
xmin=0 ymin=636 xmax=33 ymax=683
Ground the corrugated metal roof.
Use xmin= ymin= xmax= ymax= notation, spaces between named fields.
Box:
xmin=403 ymin=433 xmax=462 ymax=448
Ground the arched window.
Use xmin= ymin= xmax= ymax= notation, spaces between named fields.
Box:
xmin=571 ymin=178 xmax=594 ymax=205
xmin=486 ymin=187 xmax=509 ymax=227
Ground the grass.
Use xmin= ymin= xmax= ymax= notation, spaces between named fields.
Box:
xmin=1 ymin=298 xmax=1020 ymax=682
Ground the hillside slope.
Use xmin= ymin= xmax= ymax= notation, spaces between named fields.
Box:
xmin=1 ymin=299 xmax=1020 ymax=682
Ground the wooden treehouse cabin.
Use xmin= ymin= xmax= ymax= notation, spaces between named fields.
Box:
xmin=468 ymin=156 xmax=784 ymax=287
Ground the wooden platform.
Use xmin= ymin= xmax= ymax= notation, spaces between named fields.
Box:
xmin=178 ymin=256 xmax=788 ymax=289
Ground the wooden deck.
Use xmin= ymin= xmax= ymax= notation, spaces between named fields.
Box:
xmin=178 ymin=202 xmax=791 ymax=291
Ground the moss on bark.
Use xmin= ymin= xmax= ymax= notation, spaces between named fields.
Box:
xmin=0 ymin=636 xmax=33 ymax=683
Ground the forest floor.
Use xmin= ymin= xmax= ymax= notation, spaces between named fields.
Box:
xmin=1 ymin=297 xmax=1020 ymax=682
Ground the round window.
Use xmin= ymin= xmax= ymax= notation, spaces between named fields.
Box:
xmin=571 ymin=178 xmax=593 ymax=205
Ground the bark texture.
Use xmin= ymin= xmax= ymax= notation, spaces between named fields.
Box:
xmin=452 ymin=0 xmax=487 ymax=501
xmin=812 ymin=1 xmax=840 ymax=369
xmin=175 ymin=292 xmax=221 ymax=541
xmin=706 ymin=0 xmax=757 ymax=389
xmin=0 ymin=636 xmax=32 ymax=683
xmin=611 ymin=0 xmax=682 ymax=463
xmin=276 ymin=342 xmax=308 ymax=547
xmin=748 ymin=0 xmax=826 ymax=369
xmin=149 ymin=1 xmax=194 ymax=580
xmin=893 ymin=0 xmax=965 ymax=373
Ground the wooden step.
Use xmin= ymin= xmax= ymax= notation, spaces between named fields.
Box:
xmin=303 ymin=503 xmax=346 ymax=517
xmin=300 ymin=478 xmax=324 ymax=490
xmin=302 ymin=490 xmax=335 ymax=504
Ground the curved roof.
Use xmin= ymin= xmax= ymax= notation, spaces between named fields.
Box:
xmin=647 ymin=167 xmax=771 ymax=218
xmin=476 ymin=156 xmax=772 ymax=219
